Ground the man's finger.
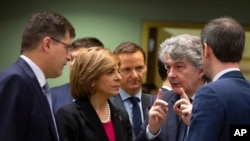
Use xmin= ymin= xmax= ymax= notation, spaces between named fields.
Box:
xmin=156 ymin=89 xmax=163 ymax=99
xmin=179 ymin=88 xmax=189 ymax=101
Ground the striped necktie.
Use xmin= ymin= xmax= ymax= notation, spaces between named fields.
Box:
xmin=128 ymin=96 xmax=142 ymax=136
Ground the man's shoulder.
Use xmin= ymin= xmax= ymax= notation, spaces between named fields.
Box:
xmin=51 ymin=83 xmax=71 ymax=99
xmin=51 ymin=83 xmax=70 ymax=91
xmin=141 ymin=93 xmax=153 ymax=102
xmin=150 ymin=90 xmax=175 ymax=102
xmin=109 ymin=94 xmax=122 ymax=102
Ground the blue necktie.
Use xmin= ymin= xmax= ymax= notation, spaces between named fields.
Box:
xmin=128 ymin=97 xmax=142 ymax=136
xmin=43 ymin=83 xmax=59 ymax=140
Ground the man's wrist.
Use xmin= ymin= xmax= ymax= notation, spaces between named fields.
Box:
xmin=146 ymin=125 xmax=161 ymax=139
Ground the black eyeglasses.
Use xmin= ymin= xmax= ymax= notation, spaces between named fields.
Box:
xmin=50 ymin=37 xmax=72 ymax=52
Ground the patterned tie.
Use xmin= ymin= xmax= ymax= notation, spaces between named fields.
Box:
xmin=43 ymin=83 xmax=59 ymax=140
xmin=128 ymin=97 xmax=142 ymax=136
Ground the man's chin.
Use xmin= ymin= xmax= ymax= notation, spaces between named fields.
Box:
xmin=129 ymin=85 xmax=140 ymax=89
xmin=172 ymin=88 xmax=182 ymax=94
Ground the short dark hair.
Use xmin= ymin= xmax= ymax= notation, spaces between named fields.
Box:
xmin=157 ymin=59 xmax=167 ymax=81
xmin=72 ymin=37 xmax=104 ymax=49
xmin=201 ymin=16 xmax=245 ymax=62
xmin=21 ymin=11 xmax=75 ymax=53
xmin=113 ymin=41 xmax=146 ymax=62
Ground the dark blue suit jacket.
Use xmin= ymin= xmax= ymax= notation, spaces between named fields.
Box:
xmin=187 ymin=71 xmax=250 ymax=141
xmin=136 ymin=90 xmax=181 ymax=141
xmin=51 ymin=83 xmax=73 ymax=113
xmin=0 ymin=58 xmax=60 ymax=141
xmin=109 ymin=93 xmax=152 ymax=140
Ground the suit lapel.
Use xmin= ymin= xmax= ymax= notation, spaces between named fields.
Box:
xmin=109 ymin=101 xmax=128 ymax=141
xmin=166 ymin=92 xmax=180 ymax=141
xmin=109 ymin=95 xmax=126 ymax=111
xmin=33 ymin=82 xmax=59 ymax=140
xmin=75 ymin=99 xmax=108 ymax=140
xmin=17 ymin=58 xmax=58 ymax=141
xmin=141 ymin=93 xmax=152 ymax=119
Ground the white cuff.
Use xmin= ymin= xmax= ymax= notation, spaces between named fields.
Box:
xmin=146 ymin=125 xmax=161 ymax=140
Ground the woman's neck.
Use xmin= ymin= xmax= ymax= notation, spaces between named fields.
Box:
xmin=89 ymin=96 xmax=110 ymax=123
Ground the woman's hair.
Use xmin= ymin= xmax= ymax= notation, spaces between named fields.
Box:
xmin=70 ymin=47 xmax=119 ymax=99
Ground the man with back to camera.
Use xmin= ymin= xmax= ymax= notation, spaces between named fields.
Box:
xmin=187 ymin=16 xmax=250 ymax=141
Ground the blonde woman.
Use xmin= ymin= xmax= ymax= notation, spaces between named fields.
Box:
xmin=56 ymin=47 xmax=132 ymax=141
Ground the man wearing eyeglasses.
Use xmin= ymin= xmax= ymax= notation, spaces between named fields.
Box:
xmin=0 ymin=12 xmax=75 ymax=141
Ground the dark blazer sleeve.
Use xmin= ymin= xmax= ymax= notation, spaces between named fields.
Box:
xmin=141 ymin=93 xmax=153 ymax=119
xmin=136 ymin=91 xmax=179 ymax=141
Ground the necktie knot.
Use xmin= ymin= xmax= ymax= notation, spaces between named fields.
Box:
xmin=128 ymin=96 xmax=140 ymax=104
xmin=189 ymin=98 xmax=193 ymax=103
xmin=43 ymin=83 xmax=50 ymax=94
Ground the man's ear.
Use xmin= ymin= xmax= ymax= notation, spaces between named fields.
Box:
xmin=203 ymin=43 xmax=208 ymax=58
xmin=42 ymin=36 xmax=52 ymax=53
xmin=203 ymin=43 xmax=214 ymax=58
xmin=198 ymin=67 xmax=205 ymax=79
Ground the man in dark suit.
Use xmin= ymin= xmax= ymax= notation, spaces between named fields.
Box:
xmin=109 ymin=41 xmax=152 ymax=140
xmin=187 ymin=17 xmax=250 ymax=141
xmin=0 ymin=12 xmax=75 ymax=141
xmin=137 ymin=34 xmax=206 ymax=141
xmin=51 ymin=37 xmax=104 ymax=113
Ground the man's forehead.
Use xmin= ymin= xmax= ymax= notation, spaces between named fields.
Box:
xmin=120 ymin=64 xmax=145 ymax=68
xmin=166 ymin=58 xmax=190 ymax=65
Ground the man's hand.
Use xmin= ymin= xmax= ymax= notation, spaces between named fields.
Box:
xmin=148 ymin=89 xmax=168 ymax=134
xmin=173 ymin=88 xmax=192 ymax=125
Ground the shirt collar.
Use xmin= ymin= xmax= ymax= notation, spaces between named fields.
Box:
xmin=213 ymin=68 xmax=240 ymax=82
xmin=162 ymin=85 xmax=172 ymax=90
xmin=119 ymin=88 xmax=142 ymax=101
xmin=20 ymin=55 xmax=46 ymax=87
